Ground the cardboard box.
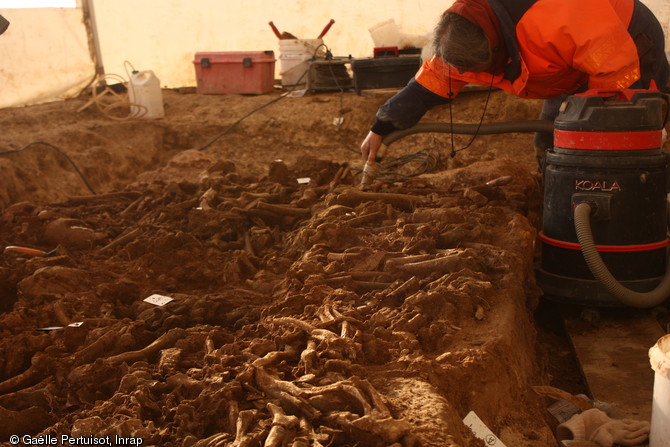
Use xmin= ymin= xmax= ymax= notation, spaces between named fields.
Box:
xmin=193 ymin=51 xmax=275 ymax=94
xmin=351 ymin=56 xmax=421 ymax=93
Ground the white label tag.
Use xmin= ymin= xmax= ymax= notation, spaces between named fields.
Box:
xmin=144 ymin=294 xmax=174 ymax=306
xmin=463 ymin=411 xmax=507 ymax=447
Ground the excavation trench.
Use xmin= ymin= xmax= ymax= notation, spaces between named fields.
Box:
xmin=0 ymin=88 xmax=606 ymax=446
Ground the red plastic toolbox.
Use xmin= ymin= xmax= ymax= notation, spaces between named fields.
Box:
xmin=193 ymin=51 xmax=275 ymax=94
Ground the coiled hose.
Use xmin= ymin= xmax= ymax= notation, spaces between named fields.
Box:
xmin=574 ymin=202 xmax=670 ymax=308
xmin=381 ymin=120 xmax=555 ymax=145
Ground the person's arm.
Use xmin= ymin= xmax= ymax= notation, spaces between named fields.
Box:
xmin=372 ymin=77 xmax=451 ymax=135
xmin=361 ymin=77 xmax=452 ymax=162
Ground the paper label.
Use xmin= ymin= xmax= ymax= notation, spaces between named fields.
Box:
xmin=144 ymin=294 xmax=174 ymax=306
xmin=463 ymin=411 xmax=507 ymax=447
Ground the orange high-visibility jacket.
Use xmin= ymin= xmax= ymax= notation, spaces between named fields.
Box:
xmin=370 ymin=0 xmax=668 ymax=136
xmin=417 ymin=0 xmax=640 ymax=100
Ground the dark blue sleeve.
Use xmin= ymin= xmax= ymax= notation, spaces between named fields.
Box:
xmin=371 ymin=78 xmax=451 ymax=135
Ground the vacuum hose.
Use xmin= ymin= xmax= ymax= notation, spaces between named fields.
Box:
xmin=574 ymin=202 xmax=670 ymax=308
xmin=382 ymin=120 xmax=555 ymax=145
xmin=361 ymin=120 xmax=553 ymax=185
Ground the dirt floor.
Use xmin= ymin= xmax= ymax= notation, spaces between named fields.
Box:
xmin=0 ymin=82 xmax=639 ymax=446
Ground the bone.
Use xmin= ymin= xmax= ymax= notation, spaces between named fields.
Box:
xmin=388 ymin=250 xmax=479 ymax=275
xmin=232 ymin=409 xmax=259 ymax=447
xmin=265 ymin=402 xmax=299 ymax=447
xmin=299 ymin=340 xmax=320 ymax=375
xmin=0 ymin=364 xmax=43 ymax=395
xmin=256 ymin=202 xmax=312 ymax=217
xmin=106 ymin=328 xmax=186 ymax=365
xmin=334 ymin=188 xmax=427 ymax=210
xmin=253 ymin=368 xmax=320 ymax=420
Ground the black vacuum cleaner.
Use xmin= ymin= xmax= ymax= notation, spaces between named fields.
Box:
xmin=536 ymin=87 xmax=670 ymax=308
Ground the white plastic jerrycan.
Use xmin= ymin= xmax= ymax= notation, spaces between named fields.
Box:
xmin=128 ymin=70 xmax=164 ymax=119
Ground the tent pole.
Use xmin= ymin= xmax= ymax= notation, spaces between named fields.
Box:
xmin=82 ymin=0 xmax=105 ymax=83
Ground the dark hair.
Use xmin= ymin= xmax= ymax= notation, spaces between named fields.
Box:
xmin=433 ymin=12 xmax=491 ymax=71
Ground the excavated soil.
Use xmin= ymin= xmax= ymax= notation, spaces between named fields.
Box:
xmin=0 ymin=85 xmax=600 ymax=446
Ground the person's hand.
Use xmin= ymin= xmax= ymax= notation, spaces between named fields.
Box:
xmin=360 ymin=131 xmax=383 ymax=163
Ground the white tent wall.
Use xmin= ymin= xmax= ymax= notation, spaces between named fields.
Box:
xmin=0 ymin=4 xmax=95 ymax=109
xmin=0 ymin=0 xmax=451 ymax=110
xmin=91 ymin=0 xmax=448 ymax=89
xmin=1 ymin=1 xmax=669 ymax=109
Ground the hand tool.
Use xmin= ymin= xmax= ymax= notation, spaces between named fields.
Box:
xmin=317 ymin=19 xmax=335 ymax=39
xmin=268 ymin=21 xmax=283 ymax=39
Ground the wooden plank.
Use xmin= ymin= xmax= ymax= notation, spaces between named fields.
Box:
xmin=562 ymin=307 xmax=665 ymax=420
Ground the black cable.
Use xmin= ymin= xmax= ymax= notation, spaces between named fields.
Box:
xmin=447 ymin=67 xmax=496 ymax=157
xmin=448 ymin=65 xmax=456 ymax=158
xmin=375 ymin=146 xmax=441 ymax=181
xmin=349 ymin=144 xmax=442 ymax=180
xmin=319 ymin=45 xmax=360 ymax=155
xmin=0 ymin=141 xmax=97 ymax=194
xmin=195 ymin=93 xmax=289 ymax=151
